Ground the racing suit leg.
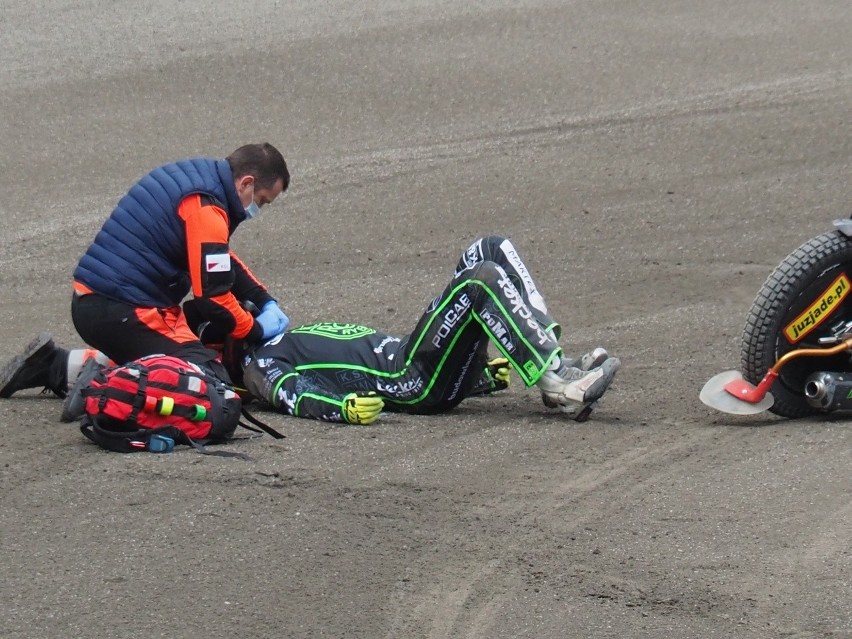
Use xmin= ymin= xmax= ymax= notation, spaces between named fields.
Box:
xmin=242 ymin=353 xmax=352 ymax=423
xmin=403 ymin=257 xmax=561 ymax=412
xmin=455 ymin=235 xmax=561 ymax=340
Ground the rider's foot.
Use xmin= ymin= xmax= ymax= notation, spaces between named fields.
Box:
xmin=541 ymin=348 xmax=611 ymax=408
xmin=563 ymin=347 xmax=610 ymax=372
xmin=0 ymin=333 xmax=69 ymax=398
xmin=537 ymin=357 xmax=620 ymax=409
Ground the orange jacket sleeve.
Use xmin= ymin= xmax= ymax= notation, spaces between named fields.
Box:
xmin=178 ymin=195 xmax=259 ymax=340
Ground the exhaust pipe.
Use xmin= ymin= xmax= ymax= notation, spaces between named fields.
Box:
xmin=804 ymin=371 xmax=852 ymax=409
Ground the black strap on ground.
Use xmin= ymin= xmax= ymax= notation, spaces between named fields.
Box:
xmin=185 ymin=436 xmax=252 ymax=460
xmin=240 ymin=407 xmax=286 ymax=439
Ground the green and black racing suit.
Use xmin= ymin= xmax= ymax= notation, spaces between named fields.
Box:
xmin=242 ymin=235 xmax=565 ymax=422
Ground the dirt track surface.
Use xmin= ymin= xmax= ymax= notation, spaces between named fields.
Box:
xmin=1 ymin=2 xmax=850 ymax=637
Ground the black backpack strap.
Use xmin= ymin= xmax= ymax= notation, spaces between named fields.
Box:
xmin=182 ymin=437 xmax=252 ymax=460
xmin=79 ymin=414 xmax=176 ymax=453
xmin=80 ymin=416 xmax=132 ymax=452
xmin=239 ymin=407 xmax=286 ymax=439
xmin=80 ymin=415 xmax=251 ymax=460
xmin=82 ymin=363 xmax=150 ymax=425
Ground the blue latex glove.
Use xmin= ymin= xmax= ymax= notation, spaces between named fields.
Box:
xmin=256 ymin=301 xmax=290 ymax=340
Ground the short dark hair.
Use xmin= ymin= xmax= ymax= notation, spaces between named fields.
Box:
xmin=227 ymin=143 xmax=290 ymax=191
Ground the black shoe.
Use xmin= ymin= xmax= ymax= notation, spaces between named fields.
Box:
xmin=60 ymin=357 xmax=105 ymax=422
xmin=0 ymin=333 xmax=68 ymax=398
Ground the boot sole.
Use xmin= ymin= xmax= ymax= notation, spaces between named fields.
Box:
xmin=0 ymin=333 xmax=54 ymax=398
xmin=582 ymin=358 xmax=621 ymax=403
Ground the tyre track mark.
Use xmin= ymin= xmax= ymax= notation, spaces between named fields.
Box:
xmin=386 ymin=424 xmax=736 ymax=637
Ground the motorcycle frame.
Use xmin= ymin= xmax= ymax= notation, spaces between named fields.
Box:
xmin=724 ymin=336 xmax=852 ymax=403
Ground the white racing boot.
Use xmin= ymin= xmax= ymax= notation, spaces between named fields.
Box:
xmin=540 ymin=347 xmax=610 ymax=409
xmin=538 ymin=352 xmax=620 ymax=421
xmin=563 ymin=347 xmax=610 ymax=374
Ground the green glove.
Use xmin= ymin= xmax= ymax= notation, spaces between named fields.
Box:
xmin=467 ymin=357 xmax=512 ymax=397
xmin=489 ymin=357 xmax=511 ymax=387
xmin=343 ymin=391 xmax=384 ymax=425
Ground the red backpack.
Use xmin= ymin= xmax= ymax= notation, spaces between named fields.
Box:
xmin=78 ymin=354 xmax=279 ymax=456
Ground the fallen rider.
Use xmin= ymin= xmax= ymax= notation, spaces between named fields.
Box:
xmin=1 ymin=236 xmax=620 ymax=426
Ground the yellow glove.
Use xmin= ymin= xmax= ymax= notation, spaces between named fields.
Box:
xmin=342 ymin=391 xmax=384 ymax=425
xmin=489 ymin=357 xmax=511 ymax=387
xmin=468 ymin=357 xmax=512 ymax=397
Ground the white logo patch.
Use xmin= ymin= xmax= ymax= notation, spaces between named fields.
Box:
xmin=205 ymin=253 xmax=231 ymax=272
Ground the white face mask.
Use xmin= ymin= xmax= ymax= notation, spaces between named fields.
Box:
xmin=244 ymin=181 xmax=261 ymax=219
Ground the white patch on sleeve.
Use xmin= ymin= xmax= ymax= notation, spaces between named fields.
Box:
xmin=205 ymin=253 xmax=231 ymax=273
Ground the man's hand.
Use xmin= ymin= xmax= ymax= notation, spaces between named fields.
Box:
xmin=256 ymin=301 xmax=290 ymax=340
xmin=342 ymin=391 xmax=384 ymax=425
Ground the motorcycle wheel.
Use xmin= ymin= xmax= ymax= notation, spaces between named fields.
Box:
xmin=741 ymin=231 xmax=852 ymax=418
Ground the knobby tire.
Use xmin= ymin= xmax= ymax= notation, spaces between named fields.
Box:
xmin=740 ymin=231 xmax=852 ymax=418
